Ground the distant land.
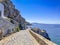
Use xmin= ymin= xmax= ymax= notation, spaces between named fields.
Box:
xmin=32 ymin=23 xmax=60 ymax=25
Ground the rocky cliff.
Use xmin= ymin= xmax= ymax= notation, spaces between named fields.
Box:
xmin=0 ymin=17 xmax=18 ymax=37
xmin=31 ymin=28 xmax=51 ymax=40
xmin=1 ymin=0 xmax=26 ymax=29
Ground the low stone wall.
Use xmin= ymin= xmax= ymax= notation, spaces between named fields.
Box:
xmin=29 ymin=30 xmax=56 ymax=45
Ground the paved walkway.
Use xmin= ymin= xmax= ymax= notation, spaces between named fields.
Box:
xmin=0 ymin=30 xmax=39 ymax=45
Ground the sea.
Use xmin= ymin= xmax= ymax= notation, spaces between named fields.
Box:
xmin=31 ymin=23 xmax=60 ymax=45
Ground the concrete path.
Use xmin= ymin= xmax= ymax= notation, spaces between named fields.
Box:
xmin=0 ymin=30 xmax=39 ymax=45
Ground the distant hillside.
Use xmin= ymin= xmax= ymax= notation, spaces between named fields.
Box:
xmin=32 ymin=23 xmax=60 ymax=28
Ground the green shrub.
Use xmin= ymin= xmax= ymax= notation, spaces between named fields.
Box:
xmin=15 ymin=27 xmax=20 ymax=32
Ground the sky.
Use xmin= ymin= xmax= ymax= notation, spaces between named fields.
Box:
xmin=11 ymin=0 xmax=60 ymax=24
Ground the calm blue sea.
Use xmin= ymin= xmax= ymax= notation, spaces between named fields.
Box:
xmin=31 ymin=23 xmax=60 ymax=45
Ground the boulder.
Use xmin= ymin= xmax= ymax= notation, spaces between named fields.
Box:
xmin=31 ymin=28 xmax=51 ymax=40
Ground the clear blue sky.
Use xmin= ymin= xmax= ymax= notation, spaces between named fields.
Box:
xmin=11 ymin=0 xmax=60 ymax=24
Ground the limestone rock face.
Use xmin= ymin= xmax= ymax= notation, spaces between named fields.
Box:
xmin=31 ymin=28 xmax=51 ymax=40
xmin=0 ymin=17 xmax=17 ymax=36
xmin=1 ymin=0 xmax=26 ymax=29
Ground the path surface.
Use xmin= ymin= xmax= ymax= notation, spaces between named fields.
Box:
xmin=0 ymin=30 xmax=39 ymax=45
